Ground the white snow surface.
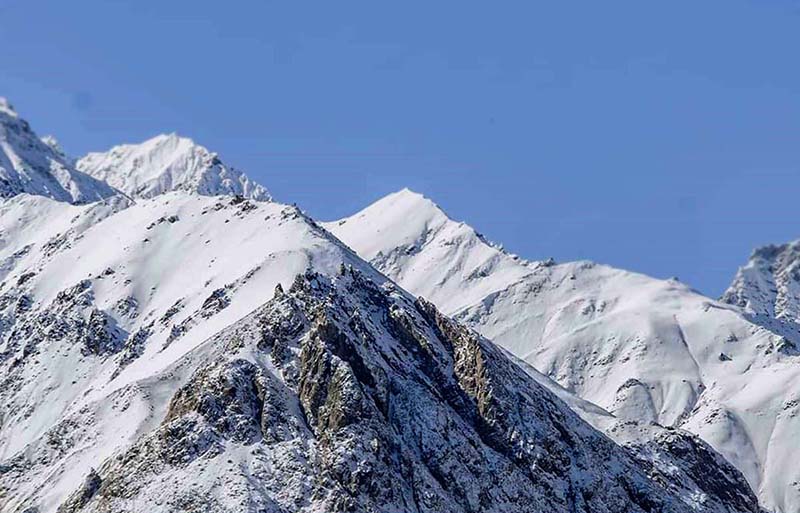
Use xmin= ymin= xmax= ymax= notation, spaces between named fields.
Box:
xmin=77 ymin=133 xmax=271 ymax=201
xmin=327 ymin=188 xmax=800 ymax=513
xmin=0 ymin=98 xmax=117 ymax=204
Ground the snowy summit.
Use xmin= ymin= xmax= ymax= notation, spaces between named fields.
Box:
xmin=0 ymin=98 xmax=117 ymax=204
xmin=77 ymin=133 xmax=270 ymax=201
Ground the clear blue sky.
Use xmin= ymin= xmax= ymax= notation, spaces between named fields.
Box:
xmin=2 ymin=1 xmax=798 ymax=296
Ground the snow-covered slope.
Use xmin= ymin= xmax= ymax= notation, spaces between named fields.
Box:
xmin=0 ymin=98 xmax=117 ymax=204
xmin=327 ymin=189 xmax=800 ymax=513
xmin=325 ymin=188 xmax=533 ymax=314
xmin=77 ymin=133 xmax=270 ymax=201
xmin=0 ymin=190 xmax=761 ymax=512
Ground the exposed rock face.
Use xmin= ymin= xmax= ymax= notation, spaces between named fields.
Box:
xmin=57 ymin=469 xmax=102 ymax=513
xmin=611 ymin=423 xmax=762 ymax=513
xmin=163 ymin=358 xmax=265 ymax=445
xmin=0 ymin=278 xmax=126 ymax=374
xmin=51 ymin=269 xmax=759 ymax=513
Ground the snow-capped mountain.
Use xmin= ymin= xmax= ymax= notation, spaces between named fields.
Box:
xmin=722 ymin=241 xmax=800 ymax=326
xmin=326 ymin=189 xmax=800 ymax=513
xmin=0 ymin=100 xmax=767 ymax=512
xmin=76 ymin=133 xmax=270 ymax=201
xmin=0 ymin=189 xmax=759 ymax=512
xmin=0 ymin=98 xmax=117 ymax=204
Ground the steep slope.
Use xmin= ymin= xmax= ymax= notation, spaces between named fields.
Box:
xmin=326 ymin=189 xmax=800 ymax=513
xmin=76 ymin=133 xmax=270 ymax=201
xmin=0 ymin=98 xmax=117 ymax=204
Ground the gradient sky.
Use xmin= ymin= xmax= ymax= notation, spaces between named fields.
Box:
xmin=2 ymin=1 xmax=799 ymax=296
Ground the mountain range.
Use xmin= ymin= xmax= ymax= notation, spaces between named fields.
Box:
xmin=0 ymin=98 xmax=792 ymax=512
xmin=326 ymin=190 xmax=800 ymax=513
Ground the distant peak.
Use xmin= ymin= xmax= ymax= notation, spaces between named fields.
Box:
xmin=152 ymin=131 xmax=187 ymax=143
xmin=40 ymin=135 xmax=66 ymax=158
xmin=0 ymin=97 xmax=17 ymax=117
xmin=142 ymin=132 xmax=196 ymax=150
xmin=749 ymin=240 xmax=800 ymax=261
xmin=76 ymin=133 xmax=271 ymax=201
xmin=722 ymin=238 xmax=800 ymax=321
xmin=394 ymin=187 xmax=426 ymax=199
xmin=393 ymin=187 xmax=432 ymax=202
xmin=385 ymin=188 xmax=446 ymax=215
xmin=101 ymin=133 xmax=198 ymax=157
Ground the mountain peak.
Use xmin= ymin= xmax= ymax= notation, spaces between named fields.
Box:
xmin=750 ymin=240 xmax=799 ymax=261
xmin=393 ymin=186 xmax=431 ymax=200
xmin=144 ymin=131 xmax=195 ymax=150
xmin=354 ymin=187 xmax=455 ymax=228
xmin=40 ymin=135 xmax=67 ymax=159
xmin=388 ymin=187 xmax=446 ymax=214
xmin=77 ymin=133 xmax=271 ymax=201
xmin=324 ymin=189 xmax=534 ymax=313
xmin=0 ymin=97 xmax=17 ymax=118
xmin=324 ymin=188 xmax=451 ymax=262
xmin=0 ymin=98 xmax=117 ymax=203
xmin=723 ymin=239 xmax=800 ymax=321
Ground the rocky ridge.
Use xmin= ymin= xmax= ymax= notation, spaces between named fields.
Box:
xmin=45 ymin=269 xmax=760 ymax=512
